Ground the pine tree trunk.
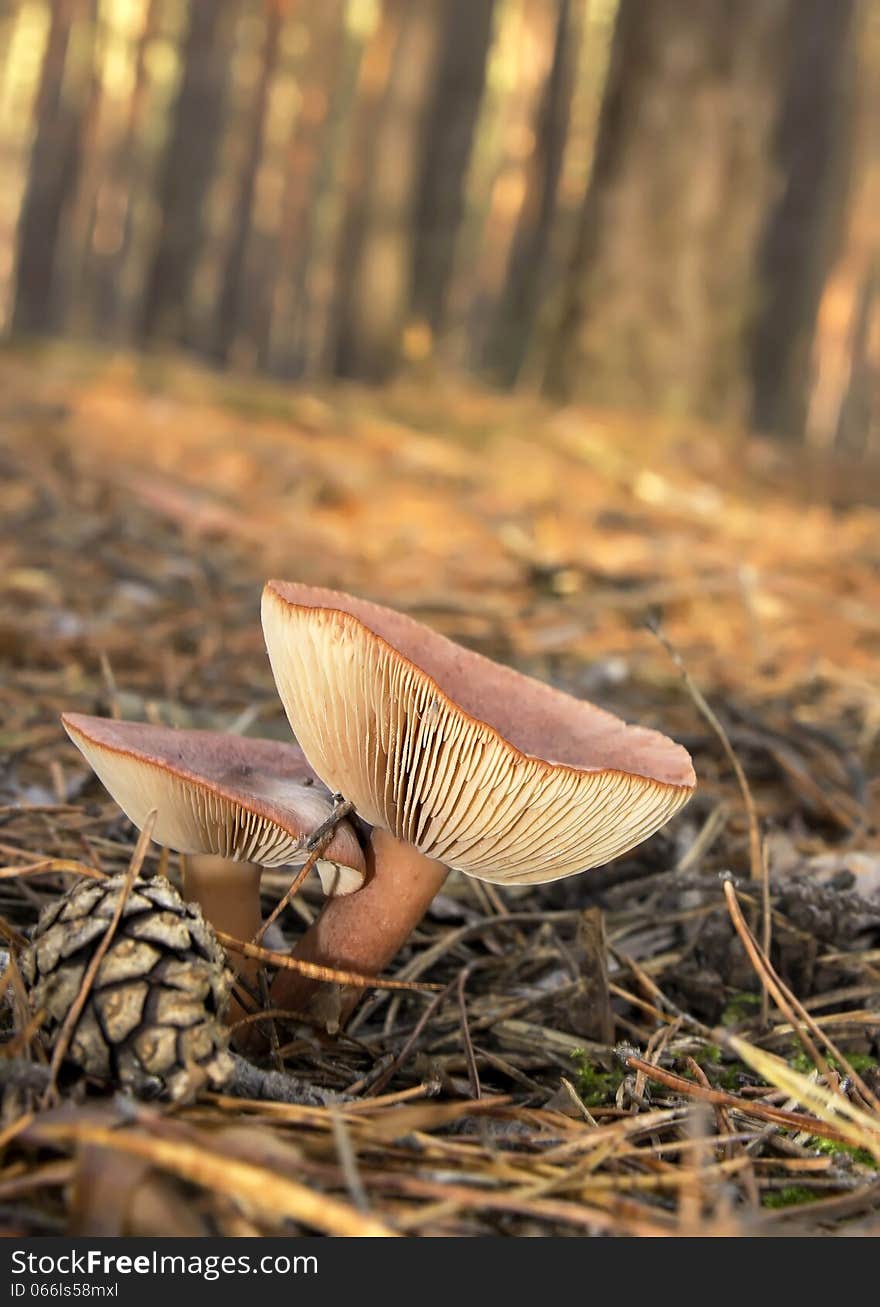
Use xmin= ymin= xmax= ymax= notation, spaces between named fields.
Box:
xmin=211 ymin=0 xmax=286 ymax=364
xmin=332 ymin=0 xmax=444 ymax=382
xmin=750 ymin=0 xmax=857 ymax=438
xmin=12 ymin=0 xmax=96 ymax=335
xmin=545 ymin=0 xmax=800 ymax=425
xmin=88 ymin=0 xmax=164 ymax=336
xmin=410 ymin=0 xmax=495 ymax=341
xmin=138 ymin=0 xmax=241 ymax=344
xmin=258 ymin=0 xmax=348 ymax=375
xmin=486 ymin=0 xmax=577 ymax=384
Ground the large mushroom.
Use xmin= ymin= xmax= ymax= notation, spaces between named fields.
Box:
xmin=61 ymin=713 xmax=366 ymax=1020
xmin=261 ymin=581 xmax=696 ymax=1017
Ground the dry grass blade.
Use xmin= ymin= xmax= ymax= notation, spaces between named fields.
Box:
xmin=42 ymin=813 xmax=156 ymax=1106
xmin=33 ymin=1122 xmax=397 ymax=1236
xmin=722 ymin=878 xmax=832 ymax=1081
xmin=656 ymin=624 xmax=774 ymax=1026
xmin=624 ymin=1053 xmax=856 ymax=1146
xmin=725 ymin=1035 xmax=880 ymax=1165
xmin=653 ymin=627 xmax=764 ymax=886
xmin=723 ymin=878 xmax=880 ymax=1113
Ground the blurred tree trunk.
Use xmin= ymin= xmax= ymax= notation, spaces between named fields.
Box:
xmin=212 ymin=0 xmax=286 ymax=364
xmin=258 ymin=0 xmax=348 ymax=375
xmin=88 ymin=0 xmax=163 ymax=335
xmin=139 ymin=0 xmax=241 ymax=343
xmin=12 ymin=0 xmax=96 ymax=335
xmin=410 ymin=0 xmax=495 ymax=342
xmin=486 ymin=0 xmax=578 ymax=384
xmin=332 ymin=0 xmax=444 ymax=382
xmin=545 ymin=0 xmax=810 ymax=426
xmin=750 ymin=0 xmax=857 ymax=438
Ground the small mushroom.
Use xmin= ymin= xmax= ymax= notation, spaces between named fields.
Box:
xmin=261 ymin=581 xmax=696 ymax=1017
xmin=61 ymin=713 xmax=366 ymax=1018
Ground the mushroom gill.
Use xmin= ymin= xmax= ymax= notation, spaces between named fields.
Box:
xmin=262 ymin=582 xmax=695 ymax=884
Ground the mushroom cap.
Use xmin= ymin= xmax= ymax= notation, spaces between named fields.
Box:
xmin=261 ymin=581 xmax=696 ymax=885
xmin=61 ymin=713 xmax=366 ymax=887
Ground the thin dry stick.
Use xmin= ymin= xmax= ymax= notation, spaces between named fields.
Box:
xmin=457 ymin=966 xmax=481 ymax=1100
xmin=608 ymin=981 xmax=675 ymax=1028
xmin=673 ymin=801 xmax=729 ymax=872
xmin=0 ymin=961 xmax=20 ymax=1012
xmin=42 ymin=813 xmax=156 ymax=1106
xmin=348 ymin=1082 xmax=441 ymax=1111
xmin=1 ymin=951 xmax=42 ymax=1062
xmin=222 ymin=798 xmax=357 ymax=1028
xmin=610 ymin=946 xmax=715 ymax=1040
xmin=229 ymin=1005 xmax=318 ymax=1031
xmin=363 ymin=979 xmax=456 ymax=1098
xmin=725 ymin=1035 xmax=880 ymax=1162
xmin=759 ymin=834 xmax=771 ymax=1015
xmin=258 ymin=969 xmax=284 ymax=1073
xmin=216 ymin=931 xmax=442 ymax=993
xmin=256 ymin=863 xmax=311 ymax=943
xmin=0 ymin=917 xmax=30 ymax=950
xmin=652 ymin=624 xmax=770 ymax=1021
xmin=2 ymin=1007 xmax=47 ymax=1060
xmin=0 ymin=860 xmax=107 ymax=882
xmin=623 ymin=1054 xmax=854 ymax=1145
xmin=632 ymin=1019 xmax=681 ymax=1104
xmin=686 ymin=1057 xmax=732 ymax=1139
xmin=0 ymin=1112 xmax=36 ymax=1159
xmin=684 ymin=1056 xmax=761 ymax=1207
xmin=723 ymin=878 xmax=880 ymax=1115
xmin=98 ymin=651 xmax=121 ymax=720
xmin=559 ymin=1078 xmax=600 ymax=1126
xmin=723 ymin=877 xmax=833 ymax=1080
xmin=254 ymin=796 xmax=354 ymax=948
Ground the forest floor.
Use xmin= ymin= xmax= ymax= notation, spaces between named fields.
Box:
xmin=1 ymin=341 xmax=879 ymax=1237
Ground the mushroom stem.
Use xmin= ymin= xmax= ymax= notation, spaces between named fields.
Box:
xmin=271 ymin=828 xmax=448 ymax=1021
xmin=181 ymin=853 xmax=263 ymax=1022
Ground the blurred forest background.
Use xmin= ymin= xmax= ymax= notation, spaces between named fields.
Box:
xmin=2 ymin=2 xmax=880 ymax=1238
xmin=0 ymin=0 xmax=878 ymax=450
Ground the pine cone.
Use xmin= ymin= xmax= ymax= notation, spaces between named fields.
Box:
xmin=21 ymin=873 xmax=235 ymax=1102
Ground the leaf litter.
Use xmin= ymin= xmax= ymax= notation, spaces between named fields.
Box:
xmin=0 ymin=344 xmax=878 ymax=1236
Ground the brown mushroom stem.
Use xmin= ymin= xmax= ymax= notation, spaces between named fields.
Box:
xmin=270 ymin=827 xmax=448 ymax=1021
xmin=181 ymin=853 xmax=263 ymax=1022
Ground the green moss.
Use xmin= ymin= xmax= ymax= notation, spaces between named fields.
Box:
xmin=761 ymin=1186 xmax=820 ymax=1209
xmin=720 ymin=993 xmax=761 ymax=1026
xmin=844 ymin=1052 xmax=878 ymax=1073
xmin=569 ymin=1050 xmax=625 ymax=1108
xmin=714 ymin=1061 xmax=750 ymax=1091
xmin=807 ymin=1137 xmax=878 ymax=1170
xmin=676 ymin=1042 xmax=746 ymax=1090
xmin=680 ymin=1046 xmax=722 ymax=1079
xmin=789 ymin=1048 xmax=878 ymax=1077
